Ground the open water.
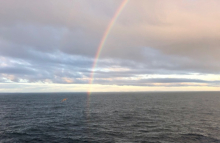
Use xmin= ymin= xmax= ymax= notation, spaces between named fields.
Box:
xmin=0 ymin=92 xmax=220 ymax=143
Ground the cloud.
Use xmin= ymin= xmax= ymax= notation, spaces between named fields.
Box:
xmin=0 ymin=0 xmax=220 ymax=91
xmin=92 ymin=77 xmax=220 ymax=87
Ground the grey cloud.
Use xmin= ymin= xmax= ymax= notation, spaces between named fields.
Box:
xmin=0 ymin=67 xmax=35 ymax=75
xmin=0 ymin=0 xmax=220 ymax=87
xmin=93 ymin=78 xmax=220 ymax=87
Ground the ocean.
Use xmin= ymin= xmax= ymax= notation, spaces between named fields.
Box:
xmin=0 ymin=92 xmax=220 ymax=143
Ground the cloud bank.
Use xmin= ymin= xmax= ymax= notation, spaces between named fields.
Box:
xmin=0 ymin=0 xmax=220 ymax=91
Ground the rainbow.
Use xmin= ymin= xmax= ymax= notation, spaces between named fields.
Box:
xmin=87 ymin=0 xmax=129 ymax=94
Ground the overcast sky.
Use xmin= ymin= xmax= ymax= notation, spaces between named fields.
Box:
xmin=0 ymin=0 xmax=220 ymax=92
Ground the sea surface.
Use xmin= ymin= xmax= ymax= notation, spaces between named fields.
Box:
xmin=0 ymin=92 xmax=220 ymax=143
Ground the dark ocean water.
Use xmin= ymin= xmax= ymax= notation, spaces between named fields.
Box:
xmin=0 ymin=92 xmax=220 ymax=143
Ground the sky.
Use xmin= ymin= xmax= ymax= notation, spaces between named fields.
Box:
xmin=0 ymin=0 xmax=220 ymax=92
